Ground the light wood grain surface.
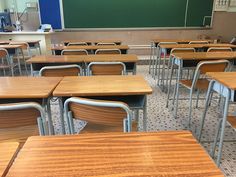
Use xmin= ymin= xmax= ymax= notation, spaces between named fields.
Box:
xmin=0 ymin=40 xmax=40 ymax=45
xmin=7 ymin=131 xmax=223 ymax=177
xmin=207 ymin=72 xmax=236 ymax=90
xmin=0 ymin=142 xmax=19 ymax=177
xmin=172 ymin=52 xmax=236 ymax=60
xmin=53 ymin=76 xmax=152 ymax=97
xmin=159 ymin=43 xmax=236 ymax=49
xmin=0 ymin=45 xmax=22 ymax=49
xmin=27 ymin=54 xmax=138 ymax=63
xmin=51 ymin=45 xmax=129 ymax=51
xmin=0 ymin=77 xmax=62 ymax=99
xmin=63 ymin=39 xmax=122 ymax=44
xmin=153 ymin=39 xmax=211 ymax=44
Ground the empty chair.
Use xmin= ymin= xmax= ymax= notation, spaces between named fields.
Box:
xmin=189 ymin=41 xmax=209 ymax=44
xmin=96 ymin=42 xmax=116 ymax=45
xmin=0 ymin=48 xmax=15 ymax=76
xmin=0 ymin=102 xmax=46 ymax=145
xmin=87 ymin=62 xmax=126 ymax=75
xmin=67 ymin=42 xmax=88 ymax=46
xmin=39 ymin=65 xmax=83 ymax=77
xmin=10 ymin=42 xmax=31 ymax=75
xmin=64 ymin=97 xmax=134 ymax=134
xmin=61 ymin=49 xmax=88 ymax=55
xmin=174 ymin=60 xmax=230 ymax=127
xmin=95 ymin=49 xmax=121 ymax=55
xmin=207 ymin=47 xmax=232 ymax=52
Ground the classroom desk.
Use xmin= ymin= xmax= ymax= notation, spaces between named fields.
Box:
xmin=6 ymin=131 xmax=224 ymax=177
xmin=27 ymin=54 xmax=138 ymax=75
xmin=63 ymin=39 xmax=122 ymax=46
xmin=168 ymin=52 xmax=236 ymax=119
xmin=53 ymin=75 xmax=152 ymax=131
xmin=0 ymin=142 xmax=19 ymax=177
xmin=198 ymin=72 xmax=236 ymax=167
xmin=155 ymin=43 xmax=236 ymax=88
xmin=0 ymin=77 xmax=62 ymax=135
xmin=51 ymin=45 xmax=129 ymax=55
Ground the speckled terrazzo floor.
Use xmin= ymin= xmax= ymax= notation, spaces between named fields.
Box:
xmin=50 ymin=65 xmax=236 ymax=177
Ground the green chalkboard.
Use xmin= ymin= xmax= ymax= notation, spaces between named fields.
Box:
xmin=62 ymin=0 xmax=213 ymax=28
xmin=186 ymin=0 xmax=214 ymax=27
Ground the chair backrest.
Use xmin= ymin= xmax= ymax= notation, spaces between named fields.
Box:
xmin=61 ymin=49 xmax=88 ymax=55
xmin=0 ymin=102 xmax=46 ymax=135
xmin=95 ymin=49 xmax=121 ymax=55
xmin=64 ymin=97 xmax=132 ymax=133
xmin=0 ymin=48 xmax=11 ymax=65
xmin=191 ymin=60 xmax=230 ymax=88
xmin=189 ymin=41 xmax=209 ymax=44
xmin=68 ymin=42 xmax=88 ymax=46
xmin=39 ymin=65 xmax=82 ymax=77
xmin=158 ymin=42 xmax=178 ymax=47
xmin=207 ymin=47 xmax=232 ymax=52
xmin=96 ymin=42 xmax=116 ymax=45
xmin=171 ymin=48 xmax=196 ymax=54
xmin=87 ymin=62 xmax=126 ymax=75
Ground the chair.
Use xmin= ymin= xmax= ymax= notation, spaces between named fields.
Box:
xmin=87 ymin=62 xmax=126 ymax=75
xmin=39 ymin=64 xmax=83 ymax=134
xmin=10 ymin=42 xmax=31 ymax=75
xmin=61 ymin=49 xmax=88 ymax=55
xmin=95 ymin=49 xmax=121 ymax=55
xmin=175 ymin=60 xmax=230 ymax=127
xmin=64 ymin=97 xmax=134 ymax=134
xmin=0 ymin=48 xmax=15 ymax=76
xmin=166 ymin=48 xmax=196 ymax=104
xmin=67 ymin=42 xmax=88 ymax=46
xmin=155 ymin=42 xmax=177 ymax=86
xmin=189 ymin=41 xmax=209 ymax=44
xmin=39 ymin=65 xmax=83 ymax=77
xmin=96 ymin=42 xmax=116 ymax=45
xmin=207 ymin=47 xmax=232 ymax=52
xmin=0 ymin=102 xmax=46 ymax=145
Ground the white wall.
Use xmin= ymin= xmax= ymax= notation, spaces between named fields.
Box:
xmin=0 ymin=0 xmax=6 ymax=12
xmin=4 ymin=0 xmax=37 ymax=12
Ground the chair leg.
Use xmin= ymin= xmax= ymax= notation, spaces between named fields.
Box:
xmin=211 ymin=118 xmax=223 ymax=158
xmin=195 ymin=89 xmax=200 ymax=108
xmin=188 ymin=89 xmax=193 ymax=128
xmin=58 ymin=97 xmax=65 ymax=134
xmin=198 ymin=80 xmax=215 ymax=142
xmin=68 ymin=111 xmax=75 ymax=134
xmin=166 ymin=59 xmax=174 ymax=108
xmin=173 ymin=65 xmax=182 ymax=118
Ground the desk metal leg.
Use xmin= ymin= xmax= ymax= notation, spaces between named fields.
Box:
xmin=198 ymin=80 xmax=215 ymax=141
xmin=58 ymin=97 xmax=65 ymax=134
xmin=143 ymin=95 xmax=147 ymax=131
xmin=173 ymin=60 xmax=182 ymax=118
xmin=215 ymin=88 xmax=230 ymax=166
xmin=46 ymin=97 xmax=55 ymax=135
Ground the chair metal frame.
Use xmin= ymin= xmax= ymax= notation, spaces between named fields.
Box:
xmin=10 ymin=42 xmax=31 ymax=75
xmin=154 ymin=42 xmax=178 ymax=84
xmin=207 ymin=47 xmax=232 ymax=52
xmin=64 ymin=97 xmax=133 ymax=134
xmin=67 ymin=42 xmax=88 ymax=46
xmin=39 ymin=64 xmax=83 ymax=76
xmin=87 ymin=62 xmax=126 ymax=76
xmin=95 ymin=49 xmax=121 ymax=55
xmin=189 ymin=41 xmax=209 ymax=44
xmin=61 ymin=49 xmax=88 ymax=55
xmin=172 ymin=60 xmax=230 ymax=127
xmin=164 ymin=48 xmax=196 ymax=92
xmin=0 ymin=102 xmax=47 ymax=137
xmin=96 ymin=42 xmax=116 ymax=45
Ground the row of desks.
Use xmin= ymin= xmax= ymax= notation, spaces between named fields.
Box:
xmin=51 ymin=45 xmax=130 ymax=55
xmin=3 ymin=131 xmax=224 ymax=177
xmin=27 ymin=54 xmax=138 ymax=74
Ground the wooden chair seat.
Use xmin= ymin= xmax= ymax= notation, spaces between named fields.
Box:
xmin=227 ymin=116 xmax=236 ymax=129
xmin=0 ymin=125 xmax=39 ymax=144
xmin=180 ymin=79 xmax=209 ymax=90
xmin=80 ymin=121 xmax=137 ymax=134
